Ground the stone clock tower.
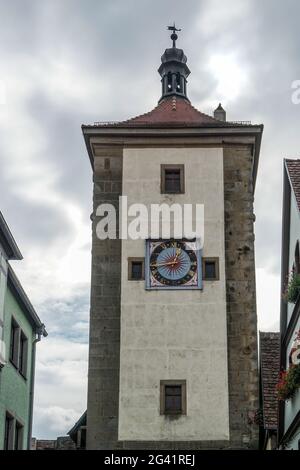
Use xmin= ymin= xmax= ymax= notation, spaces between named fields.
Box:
xmin=82 ymin=27 xmax=263 ymax=450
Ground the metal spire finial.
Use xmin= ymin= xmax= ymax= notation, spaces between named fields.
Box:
xmin=167 ymin=22 xmax=181 ymax=48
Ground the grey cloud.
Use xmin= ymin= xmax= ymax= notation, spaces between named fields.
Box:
xmin=0 ymin=194 xmax=76 ymax=247
xmin=38 ymin=290 xmax=90 ymax=342
xmin=25 ymin=90 xmax=92 ymax=206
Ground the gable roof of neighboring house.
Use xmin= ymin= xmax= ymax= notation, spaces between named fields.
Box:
xmin=259 ymin=332 xmax=281 ymax=430
xmin=7 ymin=265 xmax=47 ymax=336
xmin=0 ymin=211 xmax=22 ymax=260
xmin=285 ymin=159 xmax=300 ymax=211
xmin=68 ymin=410 xmax=87 ymax=443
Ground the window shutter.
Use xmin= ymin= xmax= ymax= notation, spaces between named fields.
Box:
xmin=12 ymin=326 xmax=20 ymax=367
xmin=20 ymin=335 xmax=28 ymax=378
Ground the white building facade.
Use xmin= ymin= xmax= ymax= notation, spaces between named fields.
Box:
xmin=279 ymin=159 xmax=300 ymax=450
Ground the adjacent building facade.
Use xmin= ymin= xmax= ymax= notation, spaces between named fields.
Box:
xmin=31 ymin=437 xmax=76 ymax=451
xmin=83 ymin=32 xmax=263 ymax=449
xmin=0 ymin=212 xmax=47 ymax=450
xmin=279 ymin=159 xmax=300 ymax=449
xmin=68 ymin=411 xmax=87 ymax=450
xmin=259 ymin=332 xmax=280 ymax=450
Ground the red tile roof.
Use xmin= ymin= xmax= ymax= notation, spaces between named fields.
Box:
xmin=87 ymin=96 xmax=252 ymax=128
xmin=122 ymin=95 xmax=220 ymax=126
xmin=83 ymin=95 xmax=261 ymax=130
xmin=260 ymin=332 xmax=280 ymax=430
xmin=286 ymin=159 xmax=300 ymax=211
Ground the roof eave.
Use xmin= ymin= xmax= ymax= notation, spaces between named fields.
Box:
xmin=252 ymin=124 xmax=264 ymax=191
xmin=280 ymin=161 xmax=293 ymax=335
xmin=82 ymin=123 xmax=263 ymax=186
xmin=0 ymin=212 xmax=22 ymax=260
xmin=7 ymin=265 xmax=47 ymax=336
xmin=68 ymin=410 xmax=87 ymax=438
xmin=82 ymin=125 xmax=95 ymax=171
xmin=82 ymin=122 xmax=264 ymax=130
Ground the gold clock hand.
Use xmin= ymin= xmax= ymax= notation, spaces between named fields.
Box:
xmin=150 ymin=260 xmax=178 ymax=267
xmin=151 ymin=249 xmax=182 ymax=268
xmin=173 ymin=248 xmax=181 ymax=263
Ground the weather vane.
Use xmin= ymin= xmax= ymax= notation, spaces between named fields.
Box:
xmin=167 ymin=22 xmax=181 ymax=47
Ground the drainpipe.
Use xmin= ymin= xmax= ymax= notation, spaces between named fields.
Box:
xmin=27 ymin=324 xmax=47 ymax=450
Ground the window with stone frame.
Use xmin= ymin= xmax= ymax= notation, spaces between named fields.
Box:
xmin=161 ymin=164 xmax=185 ymax=194
xmin=128 ymin=258 xmax=145 ymax=281
xmin=202 ymin=257 xmax=219 ymax=281
xmin=160 ymin=380 xmax=186 ymax=415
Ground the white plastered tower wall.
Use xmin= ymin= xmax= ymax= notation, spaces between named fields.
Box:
xmin=118 ymin=146 xmax=229 ymax=441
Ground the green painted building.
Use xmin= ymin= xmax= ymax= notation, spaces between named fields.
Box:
xmin=0 ymin=212 xmax=47 ymax=450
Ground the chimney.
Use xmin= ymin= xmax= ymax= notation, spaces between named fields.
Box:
xmin=214 ymin=103 xmax=226 ymax=122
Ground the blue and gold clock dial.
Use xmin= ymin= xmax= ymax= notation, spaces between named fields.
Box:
xmin=148 ymin=240 xmax=199 ymax=288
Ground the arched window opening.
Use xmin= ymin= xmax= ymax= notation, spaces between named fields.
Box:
xmin=167 ymin=72 xmax=172 ymax=92
xmin=176 ymin=73 xmax=181 ymax=92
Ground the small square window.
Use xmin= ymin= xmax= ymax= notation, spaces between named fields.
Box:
xmin=128 ymin=258 xmax=145 ymax=280
xmin=161 ymin=165 xmax=184 ymax=194
xmin=203 ymin=258 xmax=219 ymax=281
xmin=160 ymin=380 xmax=186 ymax=415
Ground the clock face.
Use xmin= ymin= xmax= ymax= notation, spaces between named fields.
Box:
xmin=146 ymin=240 xmax=201 ymax=289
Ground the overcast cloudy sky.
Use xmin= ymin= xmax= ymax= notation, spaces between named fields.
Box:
xmin=0 ymin=0 xmax=299 ymax=439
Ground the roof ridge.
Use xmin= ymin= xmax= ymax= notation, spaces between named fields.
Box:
xmin=121 ymin=95 xmax=220 ymax=125
xmin=189 ymin=102 xmax=220 ymax=122
xmin=123 ymin=102 xmax=162 ymax=124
